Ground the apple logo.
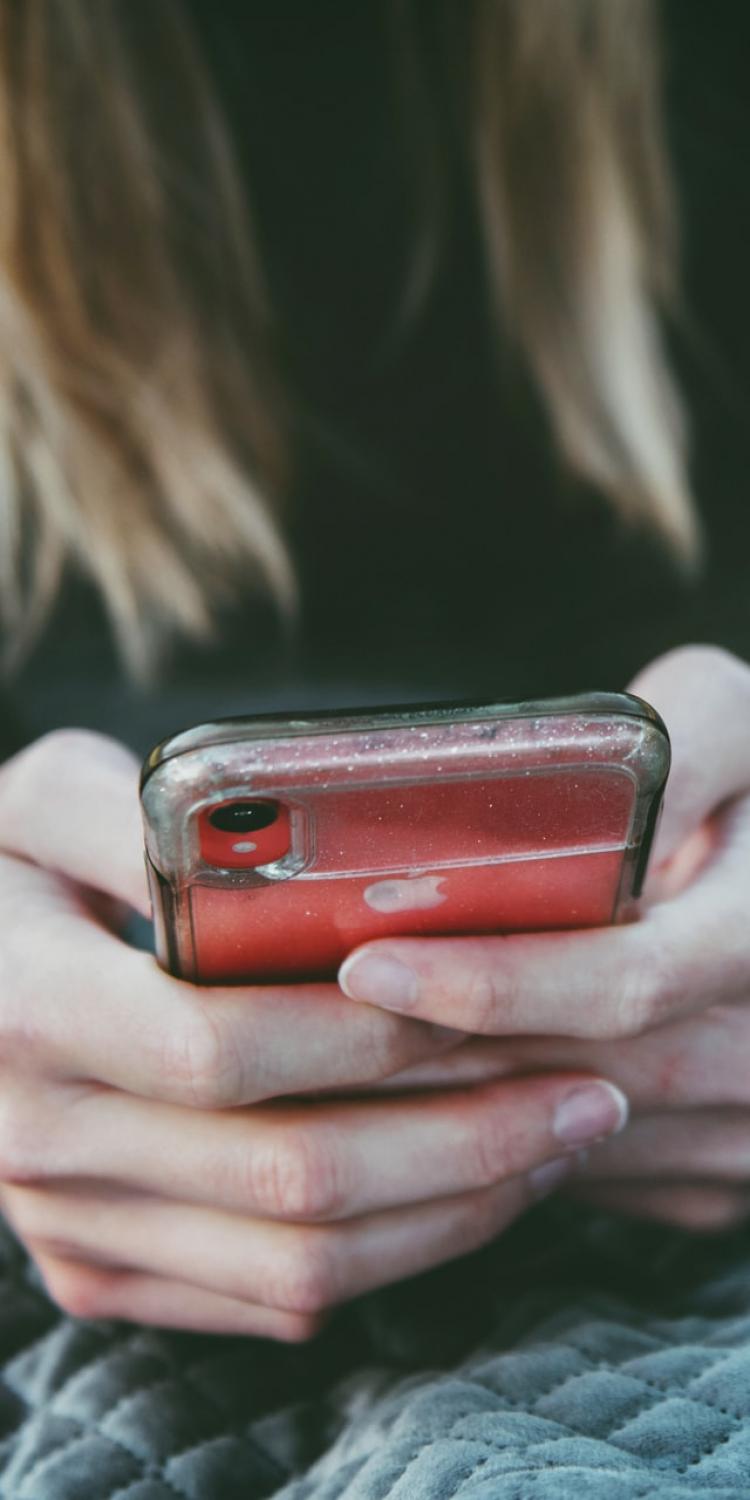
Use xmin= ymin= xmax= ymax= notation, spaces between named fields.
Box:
xmin=363 ymin=875 xmax=447 ymax=914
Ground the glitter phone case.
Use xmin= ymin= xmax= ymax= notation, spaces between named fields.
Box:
xmin=140 ymin=692 xmax=670 ymax=984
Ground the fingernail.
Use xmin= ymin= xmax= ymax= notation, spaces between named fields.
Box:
xmin=553 ymin=1082 xmax=629 ymax=1148
xmin=529 ymin=1156 xmax=574 ymax=1200
xmin=339 ymin=953 xmax=417 ymax=1011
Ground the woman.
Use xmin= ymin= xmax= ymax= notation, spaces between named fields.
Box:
xmin=0 ymin=1 xmax=748 ymax=1495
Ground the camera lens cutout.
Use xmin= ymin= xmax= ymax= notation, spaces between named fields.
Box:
xmin=208 ymin=800 xmax=279 ymax=834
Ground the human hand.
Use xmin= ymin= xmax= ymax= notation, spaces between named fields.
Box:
xmin=0 ymin=731 xmax=627 ymax=1339
xmin=339 ymin=647 xmax=750 ymax=1232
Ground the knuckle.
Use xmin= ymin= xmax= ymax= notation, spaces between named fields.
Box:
xmin=608 ymin=957 xmax=678 ymax=1040
xmin=164 ymin=1005 xmax=242 ymax=1110
xmin=464 ymin=965 xmax=504 ymax=1033
xmin=253 ymin=1129 xmax=346 ymax=1222
xmin=272 ymin=1232 xmax=338 ymax=1315
xmin=349 ymin=1010 xmax=413 ymax=1083
xmin=465 ymin=1100 xmax=513 ymax=1187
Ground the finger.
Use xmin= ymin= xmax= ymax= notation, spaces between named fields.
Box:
xmin=33 ymin=1251 xmax=320 ymax=1340
xmin=0 ymin=857 xmax=458 ymax=1102
xmin=0 ymin=730 xmax=148 ymax=913
xmin=375 ymin=1001 xmax=750 ymax=1113
xmin=327 ymin=1042 xmax=516 ymax=1095
xmin=339 ymin=649 xmax=750 ymax=1040
xmin=628 ymin=646 xmax=750 ymax=865
xmin=569 ymin=1181 xmax=750 ymax=1234
xmin=20 ymin=1073 xmax=627 ymax=1218
xmin=577 ymin=1109 xmax=750 ymax=1183
xmin=10 ymin=1175 xmax=548 ymax=1315
xmin=338 ymin=787 xmax=750 ymax=1040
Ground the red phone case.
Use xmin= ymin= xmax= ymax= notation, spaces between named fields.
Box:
xmin=140 ymin=693 xmax=669 ymax=984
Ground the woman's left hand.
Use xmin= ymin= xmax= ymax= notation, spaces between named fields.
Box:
xmin=339 ymin=646 xmax=750 ymax=1233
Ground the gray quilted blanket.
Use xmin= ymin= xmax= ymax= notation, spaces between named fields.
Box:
xmin=2 ymin=1203 xmax=750 ymax=1498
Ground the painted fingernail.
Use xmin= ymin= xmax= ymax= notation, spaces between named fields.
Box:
xmin=529 ymin=1156 xmax=575 ymax=1200
xmin=339 ymin=953 xmax=417 ymax=1011
xmin=553 ymin=1082 xmax=629 ymax=1148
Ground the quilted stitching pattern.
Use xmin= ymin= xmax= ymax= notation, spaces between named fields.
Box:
xmin=273 ymin=1305 xmax=750 ymax=1499
xmin=0 ymin=1225 xmax=339 ymax=1498
xmin=1 ymin=1211 xmax=750 ymax=1498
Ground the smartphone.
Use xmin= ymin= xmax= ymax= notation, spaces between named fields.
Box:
xmin=140 ymin=692 xmax=670 ymax=985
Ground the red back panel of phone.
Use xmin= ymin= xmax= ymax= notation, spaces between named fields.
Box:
xmin=141 ymin=697 xmax=669 ymax=984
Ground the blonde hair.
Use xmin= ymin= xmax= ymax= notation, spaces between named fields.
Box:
xmin=0 ymin=0 xmax=697 ymax=673
xmin=472 ymin=0 xmax=696 ymax=556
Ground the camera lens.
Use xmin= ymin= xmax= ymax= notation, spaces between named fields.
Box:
xmin=208 ymin=800 xmax=279 ymax=833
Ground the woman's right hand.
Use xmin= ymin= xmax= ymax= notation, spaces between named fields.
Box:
xmin=0 ymin=731 xmax=628 ymax=1341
